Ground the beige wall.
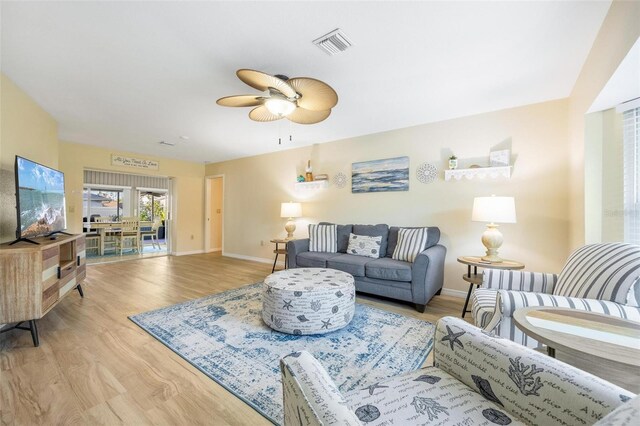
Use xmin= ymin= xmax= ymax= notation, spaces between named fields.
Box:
xmin=0 ymin=73 xmax=60 ymax=242
xmin=206 ymin=99 xmax=570 ymax=293
xmin=58 ymin=141 xmax=205 ymax=254
xmin=568 ymin=0 xmax=640 ymax=249
xmin=208 ymin=177 xmax=223 ymax=251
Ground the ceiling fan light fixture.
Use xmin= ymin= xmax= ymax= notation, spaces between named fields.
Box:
xmin=265 ymin=97 xmax=296 ymax=117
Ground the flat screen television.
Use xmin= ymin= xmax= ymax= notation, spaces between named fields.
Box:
xmin=14 ymin=155 xmax=67 ymax=241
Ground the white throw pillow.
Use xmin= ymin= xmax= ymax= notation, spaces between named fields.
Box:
xmin=308 ymin=224 xmax=338 ymax=253
xmin=346 ymin=233 xmax=382 ymax=259
xmin=392 ymin=227 xmax=429 ymax=262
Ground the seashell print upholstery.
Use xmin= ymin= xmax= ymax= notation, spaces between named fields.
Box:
xmin=280 ymin=317 xmax=635 ymax=426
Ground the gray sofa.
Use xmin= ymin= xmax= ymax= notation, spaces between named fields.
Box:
xmin=286 ymin=224 xmax=446 ymax=312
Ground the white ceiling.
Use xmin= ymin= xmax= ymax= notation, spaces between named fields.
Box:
xmin=1 ymin=1 xmax=611 ymax=163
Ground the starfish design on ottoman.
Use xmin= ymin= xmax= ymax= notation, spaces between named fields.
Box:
xmin=262 ymin=268 xmax=356 ymax=334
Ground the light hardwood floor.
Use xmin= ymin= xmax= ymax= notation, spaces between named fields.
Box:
xmin=0 ymin=253 xmax=464 ymax=425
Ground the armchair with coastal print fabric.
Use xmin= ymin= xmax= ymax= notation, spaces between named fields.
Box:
xmin=471 ymin=243 xmax=640 ymax=348
xmin=280 ymin=316 xmax=634 ymax=426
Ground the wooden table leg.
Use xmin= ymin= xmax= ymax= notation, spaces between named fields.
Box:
xmin=99 ymin=229 xmax=105 ymax=256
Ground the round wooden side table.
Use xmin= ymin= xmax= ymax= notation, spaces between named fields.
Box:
xmin=270 ymin=239 xmax=289 ymax=273
xmin=457 ymin=256 xmax=524 ymax=318
xmin=513 ymin=307 xmax=640 ymax=392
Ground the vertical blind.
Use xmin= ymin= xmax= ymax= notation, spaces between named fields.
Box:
xmin=622 ymin=107 xmax=639 ymax=245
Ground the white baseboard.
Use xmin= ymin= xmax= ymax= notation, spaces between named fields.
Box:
xmin=171 ymin=250 xmax=205 ymax=256
xmin=223 ymin=252 xmax=285 ymax=267
xmin=205 ymin=248 xmax=222 ymax=253
xmin=440 ymin=288 xmax=467 ymax=299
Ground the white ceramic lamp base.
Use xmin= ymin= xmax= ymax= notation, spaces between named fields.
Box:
xmin=284 ymin=219 xmax=296 ymax=240
xmin=481 ymin=223 xmax=504 ymax=263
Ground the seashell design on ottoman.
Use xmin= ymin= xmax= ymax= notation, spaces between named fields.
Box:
xmin=262 ymin=268 xmax=356 ymax=335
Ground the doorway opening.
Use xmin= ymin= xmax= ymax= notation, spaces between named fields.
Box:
xmin=82 ymin=170 xmax=171 ymax=263
xmin=205 ymin=175 xmax=224 ymax=253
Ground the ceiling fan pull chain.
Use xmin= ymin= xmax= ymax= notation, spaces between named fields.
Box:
xmin=289 ymin=120 xmax=292 ymax=142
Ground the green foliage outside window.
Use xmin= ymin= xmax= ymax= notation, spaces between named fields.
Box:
xmin=139 ymin=195 xmax=166 ymax=222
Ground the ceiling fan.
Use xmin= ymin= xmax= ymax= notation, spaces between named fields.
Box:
xmin=216 ymin=69 xmax=338 ymax=124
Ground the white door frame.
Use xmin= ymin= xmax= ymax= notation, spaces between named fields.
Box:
xmin=204 ymin=174 xmax=225 ymax=253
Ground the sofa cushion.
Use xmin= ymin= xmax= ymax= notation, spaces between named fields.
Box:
xmin=353 ymin=224 xmax=389 ymax=257
xmin=296 ymin=252 xmax=342 ymax=268
xmin=387 ymin=226 xmax=440 ymax=257
xmin=365 ymin=257 xmax=412 ymax=282
xmin=392 ymin=227 xmax=429 ymax=262
xmin=327 ymin=254 xmax=372 ymax=277
xmin=309 ymin=224 xmax=338 ymax=253
xmin=347 ymin=233 xmax=383 ymax=259
xmin=320 ymin=222 xmax=353 ymax=253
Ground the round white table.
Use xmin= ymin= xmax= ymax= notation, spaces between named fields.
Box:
xmin=262 ymin=268 xmax=355 ymax=335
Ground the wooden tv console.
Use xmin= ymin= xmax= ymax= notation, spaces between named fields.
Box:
xmin=0 ymin=233 xmax=86 ymax=346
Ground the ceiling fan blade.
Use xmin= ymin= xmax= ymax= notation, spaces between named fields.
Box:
xmin=287 ymin=78 xmax=338 ymax=111
xmin=237 ymin=69 xmax=296 ymax=98
xmin=216 ymin=95 xmax=264 ymax=107
xmin=287 ymin=107 xmax=331 ymax=125
xmin=249 ymin=105 xmax=284 ymax=122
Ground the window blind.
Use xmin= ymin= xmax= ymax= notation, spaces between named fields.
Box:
xmin=622 ymin=107 xmax=639 ymax=244
xmin=83 ymin=170 xmax=169 ymax=190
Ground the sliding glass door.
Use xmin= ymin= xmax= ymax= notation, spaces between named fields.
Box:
xmin=82 ymin=188 xmax=125 ymax=221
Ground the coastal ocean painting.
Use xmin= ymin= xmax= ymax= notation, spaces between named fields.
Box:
xmin=352 ymin=156 xmax=410 ymax=193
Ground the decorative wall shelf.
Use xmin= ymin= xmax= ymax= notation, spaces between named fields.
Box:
xmin=295 ymin=180 xmax=329 ymax=191
xmin=444 ymin=166 xmax=511 ymax=181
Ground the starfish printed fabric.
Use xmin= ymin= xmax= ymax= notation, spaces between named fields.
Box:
xmin=441 ymin=325 xmax=465 ymax=350
xmin=262 ymin=268 xmax=356 ymax=335
xmin=281 ymin=317 xmax=633 ymax=426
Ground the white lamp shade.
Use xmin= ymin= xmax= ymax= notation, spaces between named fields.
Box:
xmin=280 ymin=202 xmax=302 ymax=218
xmin=472 ymin=196 xmax=516 ymax=223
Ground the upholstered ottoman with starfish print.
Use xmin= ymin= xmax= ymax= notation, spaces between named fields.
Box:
xmin=262 ymin=268 xmax=356 ymax=335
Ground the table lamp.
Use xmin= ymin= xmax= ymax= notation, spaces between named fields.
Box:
xmin=472 ymin=195 xmax=516 ymax=263
xmin=280 ymin=202 xmax=302 ymax=240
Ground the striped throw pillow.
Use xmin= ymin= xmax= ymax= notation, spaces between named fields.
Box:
xmin=308 ymin=224 xmax=338 ymax=253
xmin=392 ymin=228 xmax=429 ymax=262
xmin=553 ymin=243 xmax=640 ymax=306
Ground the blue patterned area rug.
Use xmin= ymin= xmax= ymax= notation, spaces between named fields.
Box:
xmin=129 ymin=283 xmax=434 ymax=425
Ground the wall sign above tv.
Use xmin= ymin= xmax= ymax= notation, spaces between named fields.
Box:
xmin=111 ymin=154 xmax=159 ymax=170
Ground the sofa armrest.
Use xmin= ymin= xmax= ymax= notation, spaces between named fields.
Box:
xmin=483 ymin=270 xmax=557 ymax=293
xmin=433 ymin=316 xmax=633 ymax=425
xmin=280 ymin=351 xmax=362 ymax=426
xmin=411 ymin=244 xmax=446 ymax=305
xmin=286 ymin=239 xmax=310 ymax=269
xmin=496 ymin=290 xmax=640 ymax=320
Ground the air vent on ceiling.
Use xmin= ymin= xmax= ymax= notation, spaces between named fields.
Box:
xmin=158 ymin=141 xmax=176 ymax=147
xmin=313 ymin=28 xmax=352 ymax=56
